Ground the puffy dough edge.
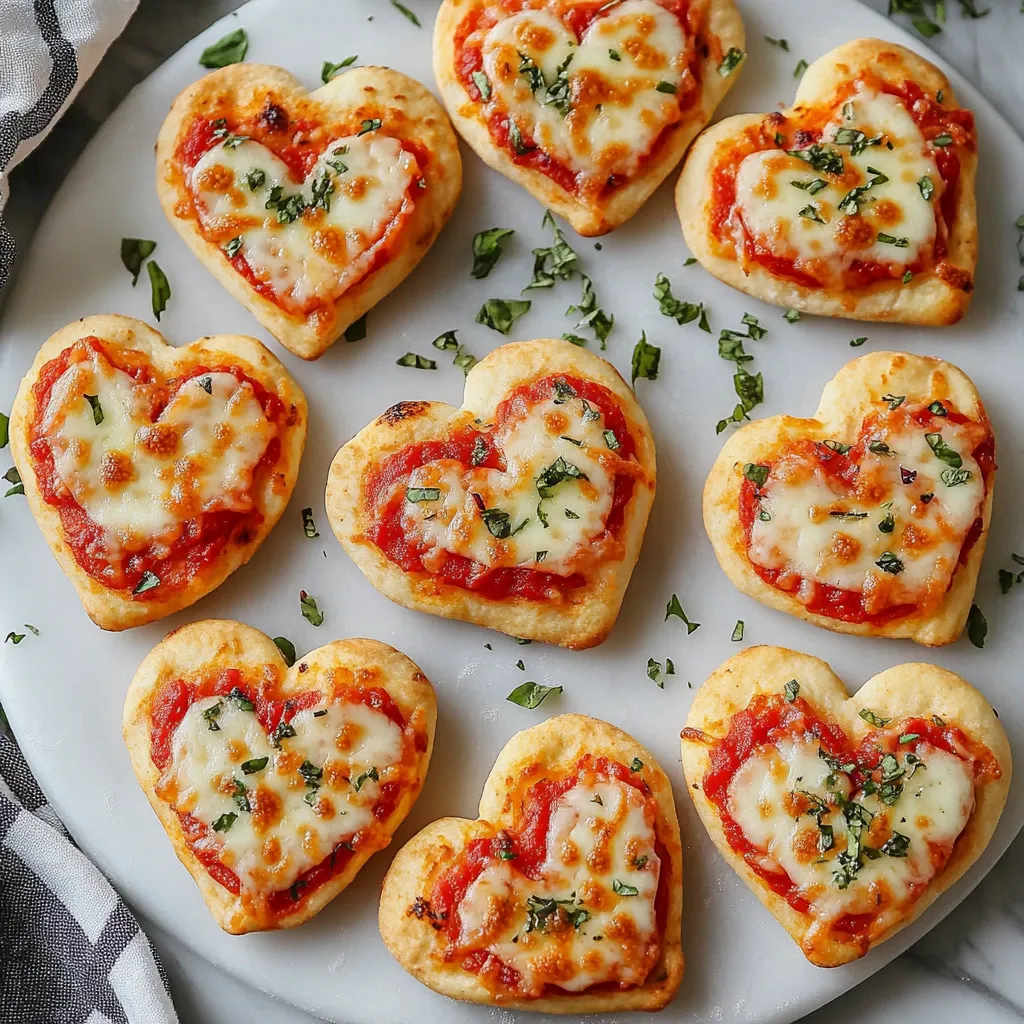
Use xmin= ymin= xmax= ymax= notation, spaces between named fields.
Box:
xmin=676 ymin=37 xmax=977 ymax=324
xmin=379 ymin=713 xmax=684 ymax=1011
xmin=8 ymin=315 xmax=307 ymax=631
xmin=155 ymin=63 xmax=462 ymax=359
xmin=680 ymin=645 xmax=1011 ymax=967
xmin=433 ymin=0 xmax=745 ymax=236
xmin=122 ymin=619 xmax=437 ymax=934
xmin=325 ymin=338 xmax=657 ymax=649
xmin=702 ymin=350 xmax=994 ymax=645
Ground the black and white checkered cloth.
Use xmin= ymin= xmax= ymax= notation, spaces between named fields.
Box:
xmin=0 ymin=0 xmax=138 ymax=291
xmin=0 ymin=733 xmax=179 ymax=1023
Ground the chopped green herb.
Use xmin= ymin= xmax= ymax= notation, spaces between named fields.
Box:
xmin=133 ymin=571 xmax=160 ymax=596
xmin=273 ymin=636 xmax=297 ymax=667
xmin=321 ymin=55 xmax=358 ymax=83
xmin=784 ymin=679 xmax=800 ymax=702
xmin=630 ymin=332 xmax=660 ymax=384
xmin=655 ymin=80 xmax=677 ymax=94
xmin=472 ymin=227 xmax=514 ymax=278
xmin=786 ymin=144 xmax=844 ymax=175
xmin=794 ymin=58 xmax=809 ymax=76
xmin=783 ymin=308 xmax=801 ymax=323
xmin=390 ymin=0 xmax=421 ymax=25
xmin=525 ymin=210 xmax=578 ymax=289
xmin=0 ymin=412 xmax=7 ymax=450
xmin=653 ymin=273 xmax=701 ymax=325
xmin=358 ymin=118 xmax=382 ymax=136
xmin=918 ymin=175 xmax=935 ymax=200
xmin=850 ymin=336 xmax=868 ymax=347
xmin=612 ymin=879 xmax=639 ymax=896
xmin=859 ymin=708 xmax=892 ymax=728
xmin=212 ymin=812 xmax=237 ymax=832
xmin=877 ymin=232 xmax=910 ymax=247
xmin=471 ymin=70 xmax=491 ymax=100
xmin=967 ymin=603 xmax=987 ymax=648
xmin=241 ymin=756 xmax=269 ymax=775
xmin=353 ymin=766 xmax=380 ymax=791
xmin=743 ymin=463 xmax=769 ymax=488
xmin=299 ymin=590 xmax=324 ymax=626
xmin=507 ymin=681 xmax=562 ymax=709
xmin=647 ymin=658 xmax=667 ymax=688
xmin=406 ymin=486 xmax=441 ymax=503
xmin=198 ymin=28 xmax=248 ymax=68
xmin=120 ymin=238 xmax=157 ymax=285
xmin=344 ymin=315 xmax=367 ymax=343
xmin=629 ymin=757 xmax=644 ymax=773
xmin=147 ymin=261 xmax=171 ymax=320
xmin=665 ymin=594 xmax=700 ymax=634
xmin=875 ymin=551 xmax=904 ymax=575
xmin=718 ymin=47 xmax=745 ymax=77
xmin=476 ymin=298 xmax=531 ymax=334
xmin=396 ymin=352 xmax=437 ymax=370
xmin=301 ymin=507 xmax=319 ymax=539
xmin=764 ymin=36 xmax=789 ymax=49
xmin=925 ymin=432 xmax=962 ymax=468
xmin=731 ymin=620 xmax=744 ymax=642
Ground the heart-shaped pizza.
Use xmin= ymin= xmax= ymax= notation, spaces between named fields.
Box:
xmin=379 ymin=713 xmax=683 ymax=1010
xmin=326 ymin=339 xmax=656 ymax=648
xmin=433 ymin=0 xmax=745 ymax=236
xmin=704 ymin=351 xmax=994 ymax=645
xmin=8 ymin=315 xmax=306 ymax=631
xmin=677 ymin=38 xmax=977 ymax=324
xmin=681 ymin=646 xmax=1010 ymax=967
xmin=123 ymin=620 xmax=436 ymax=934
xmin=156 ymin=63 xmax=462 ymax=359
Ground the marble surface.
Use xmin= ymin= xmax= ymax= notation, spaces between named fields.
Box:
xmin=4 ymin=1 xmax=1024 ymax=1021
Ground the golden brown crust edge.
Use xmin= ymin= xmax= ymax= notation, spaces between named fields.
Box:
xmin=8 ymin=315 xmax=307 ymax=631
xmin=122 ymin=619 xmax=437 ymax=934
xmin=379 ymin=713 xmax=684 ymax=1011
xmin=433 ymin=0 xmax=745 ymax=236
xmin=676 ymin=38 xmax=977 ymax=324
xmin=155 ymin=63 xmax=462 ymax=359
xmin=325 ymin=339 xmax=657 ymax=649
xmin=702 ymin=350 xmax=994 ymax=645
xmin=680 ymin=646 xmax=1011 ymax=967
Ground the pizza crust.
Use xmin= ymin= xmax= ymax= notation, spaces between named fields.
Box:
xmin=703 ymin=350 xmax=994 ymax=645
xmin=325 ymin=338 xmax=656 ymax=649
xmin=680 ymin=646 xmax=1011 ymax=967
xmin=379 ymin=713 xmax=684 ymax=1011
xmin=122 ymin=619 xmax=437 ymax=934
xmin=433 ymin=0 xmax=745 ymax=236
xmin=676 ymin=38 xmax=977 ymax=324
xmin=155 ymin=63 xmax=462 ymax=359
xmin=8 ymin=315 xmax=307 ymax=631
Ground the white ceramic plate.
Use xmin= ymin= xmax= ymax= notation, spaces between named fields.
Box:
xmin=1 ymin=1 xmax=1021 ymax=1021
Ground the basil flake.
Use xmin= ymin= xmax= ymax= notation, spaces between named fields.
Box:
xmin=653 ymin=273 xmax=701 ymax=325
xmin=967 ymin=603 xmax=987 ymax=648
xmin=655 ymin=80 xmax=677 ymax=94
xmin=299 ymin=590 xmax=324 ymax=626
xmin=859 ymin=708 xmax=891 ymax=728
xmin=783 ymin=308 xmax=801 ymax=323
xmin=875 ymin=551 xmax=904 ymax=575
xmin=784 ymin=679 xmax=800 ymax=702
xmin=472 ymin=227 xmax=514 ymax=279
xmin=472 ymin=70 xmax=491 ymax=100
xmin=120 ymin=238 xmax=156 ymax=285
xmin=198 ymin=28 xmax=248 ymax=69
xmin=147 ymin=261 xmax=171 ymax=320
xmin=353 ymin=766 xmax=379 ymax=791
xmin=731 ymin=620 xmax=744 ymax=642
xmin=507 ymin=681 xmax=562 ymax=709
xmin=406 ymin=486 xmax=440 ymax=503
xmin=877 ymin=232 xmax=909 ymax=247
xmin=396 ymin=352 xmax=437 ymax=370
xmin=941 ymin=467 xmax=973 ymax=487
xmin=786 ymin=144 xmax=844 ymax=175
xmin=0 ymin=412 xmax=7 ymax=450
xmin=358 ymin=118 xmax=382 ymax=136
xmin=344 ymin=315 xmax=367 ymax=343
xmin=212 ymin=812 xmax=237 ymax=832
xmin=133 ymin=571 xmax=160 ymax=596
xmin=476 ymin=298 xmax=531 ymax=334
xmin=322 ymin=55 xmax=358 ymax=83
xmin=630 ymin=332 xmax=660 ymax=384
xmin=918 ymin=175 xmax=935 ymax=200
xmin=718 ymin=47 xmax=745 ymax=77
xmin=301 ymin=507 xmax=319 ymax=539
xmin=665 ymin=594 xmax=700 ymax=634
xmin=794 ymin=58 xmax=809 ymax=77
xmin=273 ymin=636 xmax=297 ymax=667
xmin=629 ymin=757 xmax=644 ymax=772
xmin=612 ymin=879 xmax=639 ymax=896
xmin=925 ymin=432 xmax=962 ymax=468
xmin=390 ymin=0 xmax=421 ymax=26
xmin=743 ymin=463 xmax=769 ymax=488
xmin=241 ymin=756 xmax=269 ymax=775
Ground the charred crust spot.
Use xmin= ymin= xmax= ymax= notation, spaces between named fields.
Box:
xmin=258 ymin=100 xmax=289 ymax=132
xmin=408 ymin=896 xmax=446 ymax=929
xmin=935 ymin=261 xmax=974 ymax=293
xmin=378 ymin=400 xmax=429 ymax=426
xmin=235 ymin=530 xmax=253 ymax=545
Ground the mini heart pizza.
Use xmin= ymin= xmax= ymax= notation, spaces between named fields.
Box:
xmin=123 ymin=620 xmax=436 ymax=934
xmin=325 ymin=338 xmax=656 ymax=649
xmin=8 ymin=315 xmax=306 ymax=631
xmin=676 ymin=38 xmax=977 ymax=324
xmin=681 ymin=646 xmax=1010 ymax=967
xmin=703 ymin=351 xmax=994 ymax=645
xmin=433 ymin=0 xmax=745 ymax=236
xmin=156 ymin=63 xmax=462 ymax=359
xmin=379 ymin=713 xmax=684 ymax=1011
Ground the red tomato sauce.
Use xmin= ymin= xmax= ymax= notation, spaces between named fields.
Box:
xmin=682 ymin=693 xmax=997 ymax=932
xmin=737 ymin=403 xmax=994 ymax=625
xmin=173 ymin=109 xmax=424 ymax=319
xmin=429 ymin=754 xmax=670 ymax=994
xmin=27 ymin=337 xmax=285 ymax=598
xmin=148 ymin=669 xmax=408 ymax=912
xmin=365 ymin=375 xmax=638 ymax=602
xmin=454 ymin=0 xmax=700 ymax=197
xmin=709 ymin=73 xmax=975 ymax=288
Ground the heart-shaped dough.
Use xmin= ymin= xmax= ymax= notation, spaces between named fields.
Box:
xmin=681 ymin=646 xmax=1010 ymax=967
xmin=8 ymin=315 xmax=306 ymax=631
xmin=434 ymin=0 xmax=744 ymax=235
xmin=677 ymin=38 xmax=977 ymax=324
xmin=123 ymin=620 xmax=436 ymax=933
xmin=156 ymin=64 xmax=462 ymax=359
xmin=379 ymin=713 xmax=683 ymax=1011
xmin=326 ymin=339 xmax=656 ymax=648
xmin=704 ymin=351 xmax=994 ymax=645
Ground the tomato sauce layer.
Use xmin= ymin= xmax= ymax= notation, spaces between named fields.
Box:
xmin=429 ymin=754 xmax=670 ymax=995
xmin=365 ymin=374 xmax=638 ymax=602
xmin=738 ymin=403 xmax=994 ymax=625
xmin=454 ymin=0 xmax=702 ymax=197
xmin=683 ymin=693 xmax=998 ymax=935
xmin=28 ymin=337 xmax=285 ymax=598
xmin=172 ymin=106 xmax=428 ymax=318
xmin=710 ymin=73 xmax=975 ymax=289
xmin=148 ymin=668 xmax=414 ymax=914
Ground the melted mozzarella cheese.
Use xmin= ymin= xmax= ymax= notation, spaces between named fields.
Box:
xmin=189 ymin=132 xmax=417 ymax=311
xmin=455 ymin=778 xmax=660 ymax=997
xmin=733 ymin=87 xmax=941 ymax=280
xmin=164 ymin=695 xmax=404 ymax=893
xmin=727 ymin=736 xmax=974 ymax=925
xmin=38 ymin=346 xmax=274 ymax=553
xmin=479 ymin=0 xmax=689 ymax=187
xmin=749 ymin=417 xmax=985 ymax=612
xmin=400 ymin=393 xmax=620 ymax=576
